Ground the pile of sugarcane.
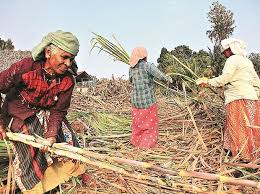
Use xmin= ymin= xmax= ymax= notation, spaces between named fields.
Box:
xmin=70 ymin=78 xmax=132 ymax=114
xmin=3 ymin=119 xmax=260 ymax=194
xmin=72 ymin=83 xmax=260 ymax=193
xmin=68 ymin=79 xmax=257 ymax=193
xmin=1 ymin=83 xmax=260 ymax=193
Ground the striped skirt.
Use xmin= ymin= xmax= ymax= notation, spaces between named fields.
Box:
xmin=12 ymin=115 xmax=78 ymax=191
xmin=224 ymin=99 xmax=260 ymax=160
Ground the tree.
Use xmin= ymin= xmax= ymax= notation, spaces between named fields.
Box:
xmin=157 ymin=46 xmax=212 ymax=90
xmin=158 ymin=46 xmax=194 ymax=74
xmin=0 ymin=38 xmax=15 ymax=50
xmin=191 ymin=50 xmax=214 ymax=77
xmin=206 ymin=1 xmax=235 ymax=76
xmin=170 ymin=45 xmax=193 ymax=62
xmin=249 ymin=53 xmax=260 ymax=75
xmin=206 ymin=1 xmax=235 ymax=46
xmin=157 ymin=48 xmax=175 ymax=74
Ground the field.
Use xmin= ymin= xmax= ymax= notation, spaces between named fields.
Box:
xmin=54 ymin=79 xmax=259 ymax=193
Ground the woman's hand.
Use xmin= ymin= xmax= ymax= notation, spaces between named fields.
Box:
xmin=0 ymin=126 xmax=6 ymax=140
xmin=40 ymin=137 xmax=56 ymax=152
xmin=196 ymin=77 xmax=209 ymax=87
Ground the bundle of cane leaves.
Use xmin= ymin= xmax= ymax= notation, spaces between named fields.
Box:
xmin=68 ymin=111 xmax=132 ymax=148
xmin=90 ymin=32 xmax=130 ymax=64
xmin=81 ymin=112 xmax=131 ymax=145
xmin=76 ymin=112 xmax=130 ymax=135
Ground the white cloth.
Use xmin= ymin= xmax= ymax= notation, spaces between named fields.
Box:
xmin=208 ymin=55 xmax=260 ymax=105
xmin=221 ymin=38 xmax=246 ymax=56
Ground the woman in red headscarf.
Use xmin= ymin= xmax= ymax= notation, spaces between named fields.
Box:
xmin=129 ymin=47 xmax=172 ymax=148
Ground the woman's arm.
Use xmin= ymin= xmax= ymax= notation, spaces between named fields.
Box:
xmin=0 ymin=58 xmax=33 ymax=137
xmin=208 ymin=57 xmax=237 ymax=87
xmin=148 ymin=63 xmax=171 ymax=82
xmin=44 ymin=79 xmax=75 ymax=139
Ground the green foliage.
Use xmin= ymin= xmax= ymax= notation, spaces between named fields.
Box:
xmin=0 ymin=38 xmax=15 ymax=50
xmin=249 ymin=53 xmax=260 ymax=75
xmin=206 ymin=1 xmax=235 ymax=76
xmin=157 ymin=48 xmax=175 ymax=72
xmin=170 ymin=45 xmax=193 ymax=61
xmin=158 ymin=45 xmax=194 ymax=73
xmin=206 ymin=1 xmax=235 ymax=46
xmin=157 ymin=45 xmax=213 ymax=89
xmin=192 ymin=50 xmax=214 ymax=77
xmin=208 ymin=45 xmax=226 ymax=76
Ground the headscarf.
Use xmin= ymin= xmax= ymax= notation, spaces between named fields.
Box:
xmin=220 ymin=38 xmax=246 ymax=56
xmin=129 ymin=47 xmax=148 ymax=67
xmin=32 ymin=30 xmax=80 ymax=61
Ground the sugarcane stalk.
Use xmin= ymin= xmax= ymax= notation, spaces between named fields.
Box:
xmin=5 ymin=132 xmax=260 ymax=189
xmin=124 ymin=176 xmax=206 ymax=193
xmin=4 ymin=132 xmax=168 ymax=188
xmin=94 ymin=175 xmax=127 ymax=192
xmin=186 ymin=106 xmax=208 ymax=151
xmin=117 ymin=174 xmax=136 ymax=194
xmin=179 ymin=170 xmax=260 ymax=188
xmin=224 ymin=162 xmax=260 ymax=169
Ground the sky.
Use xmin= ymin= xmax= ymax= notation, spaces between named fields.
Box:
xmin=1 ymin=0 xmax=260 ymax=78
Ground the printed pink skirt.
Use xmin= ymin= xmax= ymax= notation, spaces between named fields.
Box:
xmin=131 ymin=103 xmax=158 ymax=148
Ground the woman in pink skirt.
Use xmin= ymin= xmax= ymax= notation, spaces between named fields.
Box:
xmin=129 ymin=47 xmax=172 ymax=148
